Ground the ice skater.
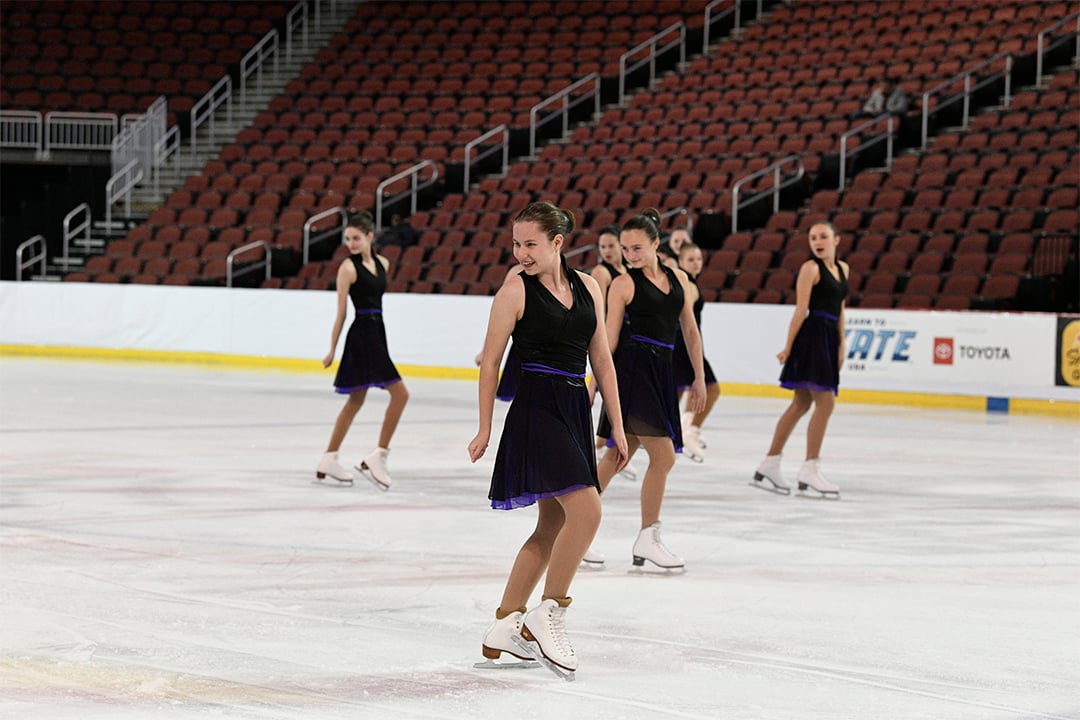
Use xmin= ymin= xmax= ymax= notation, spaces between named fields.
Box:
xmin=672 ymin=241 xmax=721 ymax=462
xmin=594 ymin=209 xmax=706 ymax=570
xmin=316 ymin=212 xmax=409 ymax=490
xmin=468 ymin=201 xmax=628 ymax=680
xmin=752 ymin=221 xmax=849 ymax=499
xmin=474 ymin=264 xmax=526 ymax=402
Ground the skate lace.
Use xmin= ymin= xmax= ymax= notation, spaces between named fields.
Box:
xmin=651 ymin=527 xmax=676 ymax=559
xmin=546 ymin=605 xmax=574 ymax=657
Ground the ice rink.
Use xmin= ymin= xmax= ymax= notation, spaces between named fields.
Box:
xmin=1 ymin=356 xmax=1078 ymax=720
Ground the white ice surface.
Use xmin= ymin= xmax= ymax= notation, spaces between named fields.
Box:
xmin=1 ymin=358 xmax=1078 ymax=720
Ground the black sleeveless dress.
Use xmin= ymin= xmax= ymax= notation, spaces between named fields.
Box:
xmin=489 ymin=260 xmax=600 ymax=510
xmin=672 ymin=272 xmax=718 ymax=392
xmin=779 ymin=256 xmax=848 ymax=395
xmin=333 ymin=254 xmax=402 ymax=393
xmin=597 ymin=265 xmax=685 ymax=452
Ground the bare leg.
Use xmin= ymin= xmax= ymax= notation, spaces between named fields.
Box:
xmin=596 ymin=435 xmax=641 ymax=493
xmin=326 ymin=389 xmax=367 ymax=452
xmin=498 ymin=498 xmax=565 ymax=613
xmin=377 ymin=380 xmax=409 ymax=449
xmin=637 ymin=435 xmax=676 ymax=528
xmin=766 ymin=389 xmax=812 ymax=456
xmin=805 ymin=390 xmax=835 ymax=460
xmin=542 ymin=488 xmax=602 ymax=598
xmin=691 ymin=383 xmax=721 ymax=428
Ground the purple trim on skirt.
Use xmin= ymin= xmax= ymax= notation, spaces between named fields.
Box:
xmin=335 ymin=377 xmax=403 ymax=393
xmin=780 ymin=379 xmax=839 ymax=396
xmin=492 ymin=483 xmax=592 ymax=510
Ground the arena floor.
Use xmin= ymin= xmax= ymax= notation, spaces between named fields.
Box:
xmin=1 ymin=357 xmax=1077 ymax=719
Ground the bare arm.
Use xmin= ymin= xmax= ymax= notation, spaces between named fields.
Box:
xmin=778 ymin=260 xmax=819 ymax=364
xmin=837 ymin=260 xmax=849 ymax=370
xmin=581 ymin=272 xmax=628 ymax=470
xmin=604 ymin=273 xmax=633 ymax=355
xmin=675 ymin=268 xmax=707 ymax=412
xmin=590 ymin=263 xmax=613 ymax=298
xmin=468 ymin=277 xmax=524 ymax=462
xmin=322 ymin=259 xmax=357 ymax=367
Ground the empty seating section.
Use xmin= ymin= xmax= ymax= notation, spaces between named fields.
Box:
xmin=406 ymin=0 xmax=1074 ymax=301
xmin=0 ymin=0 xmax=291 ymax=116
xmin=38 ymin=0 xmax=1075 ymax=305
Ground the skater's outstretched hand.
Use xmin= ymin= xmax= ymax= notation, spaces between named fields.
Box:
xmin=468 ymin=430 xmax=490 ymax=463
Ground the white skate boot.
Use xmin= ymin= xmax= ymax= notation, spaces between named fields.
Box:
xmin=315 ymin=451 xmax=353 ymax=484
xmin=797 ymin=459 xmax=840 ymax=499
xmin=752 ymin=454 xmax=790 ymax=495
xmin=356 ymin=447 xmax=391 ymax=491
xmin=581 ymin=547 xmax=605 ymax=568
xmin=516 ymin=597 xmax=577 ymax=681
xmin=474 ymin=608 xmax=537 ymax=670
xmin=631 ymin=522 xmax=685 ymax=570
xmin=681 ymin=423 xmax=705 ymax=463
xmin=618 ymin=458 xmax=639 ymax=482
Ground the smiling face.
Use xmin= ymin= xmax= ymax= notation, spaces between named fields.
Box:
xmin=619 ymin=228 xmax=658 ymax=269
xmin=598 ymin=231 xmax=622 ymax=265
xmin=344 ymin=225 xmax=372 ymax=254
xmin=808 ymin=223 xmax=839 ymax=262
xmin=678 ymin=246 xmax=703 ymax=276
xmin=512 ymin=220 xmax=561 ymax=274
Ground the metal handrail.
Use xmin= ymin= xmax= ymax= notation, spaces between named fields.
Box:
xmin=105 ymin=159 xmax=143 ymax=227
xmin=226 ymin=240 xmax=271 ymax=287
xmin=0 ymin=110 xmax=43 ymax=155
xmin=152 ymin=124 xmax=180 ymax=197
xmin=1036 ymin=11 xmax=1080 ymax=86
xmin=45 ymin=111 xmax=118 ymax=159
xmin=618 ymin=22 xmax=685 ymax=106
xmin=838 ymin=114 xmax=895 ymax=189
xmin=15 ymin=235 xmax=46 ymax=282
xmin=285 ymin=1 xmax=309 ymax=63
xmin=730 ymin=155 xmax=805 ymax=233
xmin=920 ymin=52 xmax=1012 ymax=149
xmin=699 ymin=0 xmax=760 ymax=52
xmin=303 ymin=206 xmax=347 ymax=265
xmin=375 ymin=160 xmax=440 ymax=231
xmin=240 ymin=30 xmax=280 ymax=105
xmin=61 ymin=203 xmax=92 ymax=261
xmin=190 ymin=75 xmax=232 ymax=157
xmin=565 ymin=243 xmax=597 ymax=261
xmin=463 ymin=125 xmax=509 ymax=192
xmin=528 ymin=73 xmax=601 ymax=157
xmin=662 ymin=207 xmax=693 ymax=232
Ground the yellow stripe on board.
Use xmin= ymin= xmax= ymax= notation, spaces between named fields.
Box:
xmin=2 ymin=344 xmax=1076 ymax=417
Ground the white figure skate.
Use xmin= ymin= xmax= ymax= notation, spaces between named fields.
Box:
xmin=580 ymin=548 xmax=605 ymax=568
xmin=797 ymin=459 xmax=840 ymax=499
xmin=315 ymin=452 xmax=353 ymax=485
xmin=681 ymin=424 xmax=705 ymax=463
xmin=474 ymin=609 xmax=538 ymax=670
xmin=751 ymin=454 xmax=791 ymax=495
xmin=631 ymin=522 xmax=685 ymax=570
xmin=515 ymin=598 xmax=576 ymax=681
xmin=356 ymin=447 xmax=391 ymax=491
